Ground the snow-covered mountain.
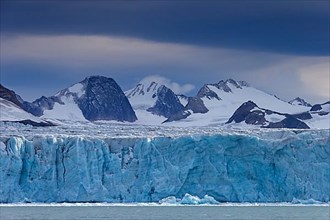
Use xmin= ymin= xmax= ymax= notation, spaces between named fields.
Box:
xmin=289 ymin=97 xmax=312 ymax=107
xmin=167 ymin=79 xmax=310 ymax=126
xmin=304 ymin=101 xmax=330 ymax=129
xmin=197 ymin=79 xmax=308 ymax=114
xmin=125 ymin=78 xmax=185 ymax=124
xmin=125 ymin=78 xmax=328 ymax=128
xmin=1 ymin=76 xmax=328 ymax=128
xmin=0 ymin=84 xmax=53 ymax=126
xmin=29 ymin=76 xmax=137 ymax=122
xmin=226 ymin=101 xmax=310 ymax=129
xmin=0 ymin=84 xmax=25 ymax=109
xmin=225 ymin=99 xmax=330 ymax=129
xmin=0 ymin=98 xmax=51 ymax=126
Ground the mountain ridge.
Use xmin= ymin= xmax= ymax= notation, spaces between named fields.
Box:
xmin=1 ymin=76 xmax=329 ymax=129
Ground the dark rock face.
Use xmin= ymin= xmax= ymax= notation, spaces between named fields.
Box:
xmin=292 ymin=112 xmax=313 ymax=120
xmin=226 ymin=101 xmax=259 ymax=124
xmin=19 ymin=76 xmax=137 ymax=122
xmin=16 ymin=120 xmax=55 ymax=127
xmin=185 ymin=97 xmax=209 ymax=114
xmin=197 ymin=85 xmax=220 ymax=100
xmin=0 ymin=84 xmax=24 ymax=108
xmin=216 ymin=81 xmax=233 ymax=92
xmin=311 ymin=104 xmax=322 ymax=111
xmin=265 ymin=116 xmax=310 ymax=129
xmin=33 ymin=96 xmax=62 ymax=110
xmin=289 ymin=97 xmax=312 ymax=107
xmin=21 ymin=102 xmax=43 ymax=116
xmin=2 ymin=120 xmax=55 ymax=127
xmin=23 ymin=96 xmax=62 ymax=117
xmin=311 ymin=101 xmax=330 ymax=112
xmin=162 ymin=96 xmax=208 ymax=123
xmin=147 ymin=85 xmax=184 ymax=118
xmin=78 ymin=76 xmax=137 ymax=122
xmin=317 ymin=111 xmax=329 ymax=116
xmin=227 ymin=101 xmax=310 ymax=129
xmin=163 ymin=110 xmax=191 ymax=123
xmin=0 ymin=84 xmax=46 ymax=116
xmin=244 ymin=110 xmax=267 ymax=125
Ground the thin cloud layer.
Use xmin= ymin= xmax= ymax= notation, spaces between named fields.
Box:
xmin=139 ymin=75 xmax=195 ymax=95
xmin=1 ymin=1 xmax=329 ymax=55
xmin=1 ymin=34 xmax=329 ymax=103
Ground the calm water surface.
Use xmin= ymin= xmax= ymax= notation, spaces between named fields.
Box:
xmin=0 ymin=205 xmax=329 ymax=220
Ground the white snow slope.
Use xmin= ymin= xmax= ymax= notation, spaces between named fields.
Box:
xmin=0 ymin=98 xmax=44 ymax=123
xmin=168 ymin=80 xmax=313 ymax=127
xmin=42 ymin=83 xmax=87 ymax=121
xmin=125 ymin=79 xmax=168 ymax=124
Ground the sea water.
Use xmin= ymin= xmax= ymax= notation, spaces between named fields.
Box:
xmin=0 ymin=204 xmax=329 ymax=220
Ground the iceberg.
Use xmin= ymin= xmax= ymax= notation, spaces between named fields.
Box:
xmin=0 ymin=129 xmax=329 ymax=203
xmin=159 ymin=194 xmax=220 ymax=205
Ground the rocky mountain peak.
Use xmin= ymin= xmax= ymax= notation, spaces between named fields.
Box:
xmin=197 ymin=79 xmax=249 ymax=100
xmin=197 ymin=85 xmax=221 ymax=100
xmin=147 ymin=85 xmax=184 ymax=118
xmin=22 ymin=75 xmax=137 ymax=122
xmin=76 ymin=76 xmax=137 ymax=122
xmin=289 ymin=97 xmax=312 ymax=107
xmin=126 ymin=81 xmax=159 ymax=99
xmin=0 ymin=84 xmax=24 ymax=108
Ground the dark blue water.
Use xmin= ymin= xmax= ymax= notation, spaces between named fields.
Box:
xmin=0 ymin=205 xmax=329 ymax=220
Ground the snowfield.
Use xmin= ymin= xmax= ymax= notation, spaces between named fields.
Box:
xmin=0 ymin=98 xmax=45 ymax=123
xmin=0 ymin=122 xmax=329 ymax=203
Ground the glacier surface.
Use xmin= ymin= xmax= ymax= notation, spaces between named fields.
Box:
xmin=0 ymin=128 xmax=329 ymax=203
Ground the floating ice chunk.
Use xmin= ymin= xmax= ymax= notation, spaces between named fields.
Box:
xmin=159 ymin=194 xmax=220 ymax=205
xmin=181 ymin=194 xmax=201 ymax=205
xmin=200 ymin=195 xmax=220 ymax=204
xmin=292 ymin=198 xmax=323 ymax=205
xmin=158 ymin=196 xmax=179 ymax=204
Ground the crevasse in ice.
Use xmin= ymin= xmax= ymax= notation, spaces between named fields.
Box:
xmin=0 ymin=130 xmax=329 ymax=203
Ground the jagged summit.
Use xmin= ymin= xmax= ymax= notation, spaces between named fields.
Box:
xmin=125 ymin=80 xmax=163 ymax=112
xmin=147 ymin=85 xmax=184 ymax=118
xmin=78 ymin=76 xmax=137 ymax=122
xmin=289 ymin=97 xmax=312 ymax=107
xmin=126 ymin=77 xmax=191 ymax=121
xmin=2 ymin=75 xmax=328 ymax=128
xmin=26 ymin=75 xmax=137 ymax=122
xmin=126 ymin=81 xmax=160 ymax=99
xmin=217 ymin=78 xmax=249 ymax=90
xmin=197 ymin=79 xmax=249 ymax=99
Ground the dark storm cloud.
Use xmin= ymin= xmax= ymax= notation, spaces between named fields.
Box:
xmin=1 ymin=0 xmax=329 ymax=55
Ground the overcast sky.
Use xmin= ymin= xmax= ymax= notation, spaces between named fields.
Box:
xmin=1 ymin=0 xmax=329 ymax=103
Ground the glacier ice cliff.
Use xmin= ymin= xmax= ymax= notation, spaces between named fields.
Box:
xmin=0 ymin=130 xmax=329 ymax=203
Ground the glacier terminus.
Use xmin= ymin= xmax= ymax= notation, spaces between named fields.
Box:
xmin=1 ymin=124 xmax=329 ymax=203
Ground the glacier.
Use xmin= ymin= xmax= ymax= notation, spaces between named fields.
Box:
xmin=0 ymin=128 xmax=329 ymax=203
